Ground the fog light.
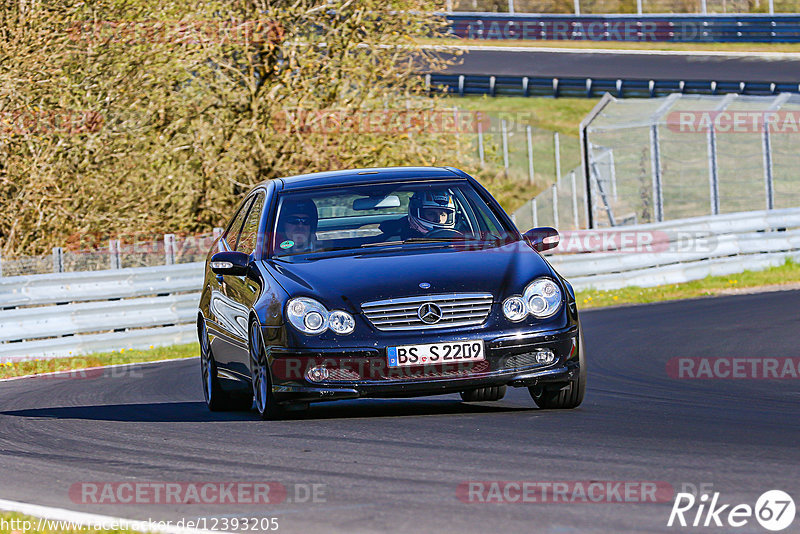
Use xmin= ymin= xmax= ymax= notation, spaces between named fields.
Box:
xmin=306 ymin=366 xmax=329 ymax=383
xmin=535 ymin=349 xmax=555 ymax=364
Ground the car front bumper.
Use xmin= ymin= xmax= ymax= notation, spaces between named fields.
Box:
xmin=269 ymin=324 xmax=581 ymax=404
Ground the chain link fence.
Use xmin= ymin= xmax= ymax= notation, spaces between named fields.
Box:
xmin=584 ymin=93 xmax=800 ymax=229
xmin=450 ymin=0 xmax=793 ymax=14
xmin=469 ymin=112 xmax=581 ymax=187
xmin=513 ymin=93 xmax=800 ymax=231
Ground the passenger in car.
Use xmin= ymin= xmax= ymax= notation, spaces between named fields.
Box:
xmin=277 ymin=199 xmax=318 ymax=253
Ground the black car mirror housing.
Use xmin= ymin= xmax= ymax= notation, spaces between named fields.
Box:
xmin=523 ymin=227 xmax=560 ymax=253
xmin=210 ymin=251 xmax=250 ymax=276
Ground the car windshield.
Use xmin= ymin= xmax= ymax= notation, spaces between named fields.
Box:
xmin=270 ymin=181 xmax=516 ymax=258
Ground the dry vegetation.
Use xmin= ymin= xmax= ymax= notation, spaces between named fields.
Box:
xmin=0 ymin=0 xmax=481 ymax=256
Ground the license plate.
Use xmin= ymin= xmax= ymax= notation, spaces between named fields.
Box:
xmin=387 ymin=340 xmax=485 ymax=368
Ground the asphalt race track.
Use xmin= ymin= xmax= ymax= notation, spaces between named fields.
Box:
xmin=434 ymin=46 xmax=800 ymax=84
xmin=1 ymin=290 xmax=799 ymax=533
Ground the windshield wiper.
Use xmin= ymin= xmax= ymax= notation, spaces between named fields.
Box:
xmin=403 ymin=236 xmax=479 ymax=244
xmin=360 ymin=240 xmax=404 ymax=248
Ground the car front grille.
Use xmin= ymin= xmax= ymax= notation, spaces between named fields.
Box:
xmin=361 ymin=293 xmax=493 ymax=331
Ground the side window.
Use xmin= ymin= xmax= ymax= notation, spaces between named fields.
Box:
xmin=236 ymin=193 xmax=265 ymax=255
xmin=224 ymin=197 xmax=254 ymax=250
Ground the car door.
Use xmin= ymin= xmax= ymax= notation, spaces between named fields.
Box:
xmin=225 ymin=191 xmax=267 ymax=376
xmin=208 ymin=195 xmax=254 ymax=373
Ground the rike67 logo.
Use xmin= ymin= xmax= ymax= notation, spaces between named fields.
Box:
xmin=668 ymin=490 xmax=796 ymax=531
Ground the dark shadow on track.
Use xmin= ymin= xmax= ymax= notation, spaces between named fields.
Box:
xmin=1 ymin=398 xmax=537 ymax=422
xmin=301 ymin=398 xmax=536 ymax=421
xmin=0 ymin=401 xmax=250 ymax=423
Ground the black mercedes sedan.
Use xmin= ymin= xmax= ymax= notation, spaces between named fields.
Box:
xmin=198 ymin=166 xmax=586 ymax=419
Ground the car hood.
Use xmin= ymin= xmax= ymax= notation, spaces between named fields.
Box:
xmin=265 ymin=241 xmax=555 ymax=312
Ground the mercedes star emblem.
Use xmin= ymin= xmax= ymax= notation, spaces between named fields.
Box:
xmin=417 ymin=303 xmax=443 ymax=324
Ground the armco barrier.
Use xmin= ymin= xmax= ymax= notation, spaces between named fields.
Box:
xmin=428 ymin=73 xmax=800 ymax=98
xmin=2 ymin=208 xmax=799 ymax=361
xmin=0 ymin=263 xmax=203 ymax=361
xmin=447 ymin=13 xmax=800 ymax=43
xmin=546 ymin=207 xmax=800 ymax=290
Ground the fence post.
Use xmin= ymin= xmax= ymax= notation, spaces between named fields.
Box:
xmin=501 ymin=119 xmax=509 ymax=171
xmin=109 ymin=239 xmax=122 ymax=269
xmin=532 ymin=198 xmax=538 ymax=228
xmin=649 ymin=124 xmax=664 ymax=222
xmin=508 ymin=0 xmax=515 ymax=14
xmin=446 ymin=0 xmax=453 ymax=11
xmin=574 ymin=0 xmax=581 ymax=15
xmin=609 ymin=150 xmax=618 ymax=200
xmin=526 ymin=125 xmax=535 ymax=185
xmin=700 ymin=0 xmax=707 ymax=14
xmin=164 ymin=234 xmax=176 ymax=265
xmin=52 ymin=247 xmax=64 ymax=273
xmin=762 ymin=122 xmax=775 ymax=210
xmin=769 ymin=0 xmax=774 ymax=15
xmin=583 ymin=166 xmax=590 ymax=229
xmin=477 ymin=120 xmax=485 ymax=165
xmin=707 ymin=124 xmax=720 ymax=215
xmin=552 ymin=184 xmax=559 ymax=228
xmin=637 ymin=0 xmax=643 ymax=14
xmin=0 ymin=250 xmax=3 ymax=278
xmin=570 ymin=171 xmax=580 ymax=230
xmin=554 ymin=132 xmax=562 ymax=184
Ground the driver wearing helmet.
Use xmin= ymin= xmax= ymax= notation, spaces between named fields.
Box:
xmin=406 ymin=189 xmax=457 ymax=237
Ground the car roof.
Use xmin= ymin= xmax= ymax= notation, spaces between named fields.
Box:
xmin=275 ymin=166 xmax=469 ymax=191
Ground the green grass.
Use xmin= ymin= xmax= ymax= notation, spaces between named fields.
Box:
xmin=576 ymin=258 xmax=800 ymax=309
xmin=0 ymin=343 xmax=198 ymax=380
xmin=423 ymin=37 xmax=800 ymax=54
xmin=442 ymin=95 xmax=595 ymax=215
xmin=445 ymin=94 xmax=598 ymax=136
xmin=0 ymin=511 xmax=141 ymax=534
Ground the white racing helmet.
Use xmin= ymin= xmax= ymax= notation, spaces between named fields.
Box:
xmin=408 ymin=189 xmax=456 ymax=235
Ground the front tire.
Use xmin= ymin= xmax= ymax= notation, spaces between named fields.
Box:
xmin=460 ymin=385 xmax=506 ymax=402
xmin=199 ymin=317 xmax=250 ymax=411
xmin=529 ymin=327 xmax=586 ymax=409
xmin=249 ymin=320 xmax=285 ymax=420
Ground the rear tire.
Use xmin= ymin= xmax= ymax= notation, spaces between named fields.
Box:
xmin=199 ymin=317 xmax=251 ymax=411
xmin=529 ymin=327 xmax=586 ymax=409
xmin=460 ymin=385 xmax=507 ymax=402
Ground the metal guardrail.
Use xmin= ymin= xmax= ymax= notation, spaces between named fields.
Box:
xmin=546 ymin=207 xmax=800 ymax=290
xmin=1 ymin=208 xmax=798 ymax=361
xmin=447 ymin=13 xmax=800 ymax=43
xmin=428 ymin=73 xmax=800 ymax=99
xmin=0 ymin=263 xmax=203 ymax=361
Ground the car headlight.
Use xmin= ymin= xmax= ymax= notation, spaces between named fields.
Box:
xmin=328 ymin=310 xmax=355 ymax=335
xmin=286 ymin=297 xmax=355 ymax=335
xmin=503 ymin=277 xmax=563 ymax=321
xmin=502 ymin=296 xmax=527 ymax=322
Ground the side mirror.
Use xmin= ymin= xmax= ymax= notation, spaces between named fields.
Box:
xmin=523 ymin=227 xmax=560 ymax=252
xmin=210 ymin=251 xmax=250 ymax=276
